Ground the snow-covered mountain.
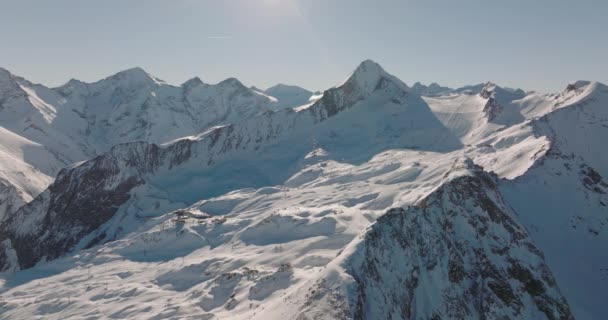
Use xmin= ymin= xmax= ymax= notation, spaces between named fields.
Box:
xmin=0 ymin=66 xmax=275 ymax=220
xmin=284 ymin=162 xmax=573 ymax=320
xmin=410 ymin=81 xmax=526 ymax=99
xmin=264 ymin=84 xmax=314 ymax=109
xmin=0 ymin=60 xmax=606 ymax=319
xmin=410 ymin=82 xmax=454 ymax=96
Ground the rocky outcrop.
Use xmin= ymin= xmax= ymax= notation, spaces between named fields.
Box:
xmin=297 ymin=165 xmax=573 ymax=320
xmin=0 ymin=181 xmax=27 ymax=223
xmin=0 ymin=143 xmax=159 ymax=270
xmin=479 ymin=82 xmax=526 ymax=124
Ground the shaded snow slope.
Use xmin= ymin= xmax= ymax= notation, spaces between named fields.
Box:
xmin=533 ymin=81 xmax=608 ymax=176
xmin=264 ymin=84 xmax=313 ymax=109
xmin=0 ymin=61 xmax=606 ymax=319
xmin=500 ymin=153 xmax=608 ymax=320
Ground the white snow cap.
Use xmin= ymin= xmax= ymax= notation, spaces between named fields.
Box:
xmin=104 ymin=67 xmax=164 ymax=86
xmin=342 ymin=59 xmax=409 ymax=94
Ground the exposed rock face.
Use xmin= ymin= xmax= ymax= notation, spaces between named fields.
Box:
xmin=0 ymin=182 xmax=26 ymax=223
xmin=479 ymin=82 xmax=526 ymax=124
xmin=482 ymin=95 xmax=503 ymax=121
xmin=0 ymin=137 xmax=211 ymax=270
xmin=303 ymin=60 xmax=413 ymax=127
xmin=296 ymin=166 xmax=573 ymax=320
xmin=0 ymin=143 xmax=158 ymax=270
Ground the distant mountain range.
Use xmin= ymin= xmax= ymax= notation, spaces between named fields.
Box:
xmin=0 ymin=60 xmax=606 ymax=319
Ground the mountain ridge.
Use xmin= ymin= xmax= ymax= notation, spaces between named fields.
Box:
xmin=0 ymin=60 xmax=606 ymax=319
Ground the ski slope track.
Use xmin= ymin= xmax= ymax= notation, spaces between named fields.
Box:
xmin=0 ymin=60 xmax=606 ymax=319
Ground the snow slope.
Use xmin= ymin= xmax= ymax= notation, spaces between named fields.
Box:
xmin=264 ymin=84 xmax=313 ymax=109
xmin=0 ymin=60 xmax=464 ymax=270
xmin=495 ymin=84 xmax=608 ymax=319
xmin=275 ymin=162 xmax=573 ymax=320
xmin=0 ymin=61 xmax=606 ymax=319
xmin=0 ymin=156 xmax=575 ymax=320
xmin=0 ymin=127 xmax=59 ymax=221
xmin=501 ymin=153 xmax=608 ymax=320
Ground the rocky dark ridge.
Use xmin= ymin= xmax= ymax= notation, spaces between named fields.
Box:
xmin=0 ymin=143 xmax=160 ymax=269
xmin=316 ymin=166 xmax=574 ymax=319
xmin=479 ymin=82 xmax=526 ymax=124
xmin=0 ymin=181 xmax=26 ymax=223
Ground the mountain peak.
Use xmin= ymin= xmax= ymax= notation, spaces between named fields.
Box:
xmin=569 ymin=80 xmax=607 ymax=91
xmin=0 ymin=66 xmax=13 ymax=78
xmin=54 ymin=78 xmax=88 ymax=95
xmin=66 ymin=78 xmax=83 ymax=85
xmin=351 ymin=59 xmax=386 ymax=82
xmin=264 ymin=84 xmax=313 ymax=109
xmin=182 ymin=77 xmax=204 ymax=89
xmin=479 ymin=82 xmax=498 ymax=98
xmin=0 ymin=67 xmax=24 ymax=94
xmin=479 ymin=82 xmax=525 ymax=100
xmin=266 ymin=83 xmax=289 ymax=89
xmin=563 ymin=81 xmax=608 ymax=98
xmin=218 ymin=77 xmax=248 ymax=90
xmin=267 ymin=83 xmax=302 ymax=91
xmin=483 ymin=81 xmax=496 ymax=87
xmin=105 ymin=67 xmax=161 ymax=85
xmin=341 ymin=59 xmax=408 ymax=94
xmin=114 ymin=66 xmax=148 ymax=77
xmin=265 ymin=83 xmax=312 ymax=95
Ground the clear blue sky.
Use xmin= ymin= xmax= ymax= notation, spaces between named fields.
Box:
xmin=1 ymin=0 xmax=606 ymax=92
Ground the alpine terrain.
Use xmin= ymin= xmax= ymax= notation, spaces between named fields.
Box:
xmin=0 ymin=60 xmax=606 ymax=320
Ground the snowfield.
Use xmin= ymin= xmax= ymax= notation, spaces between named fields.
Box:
xmin=0 ymin=60 xmax=606 ymax=319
